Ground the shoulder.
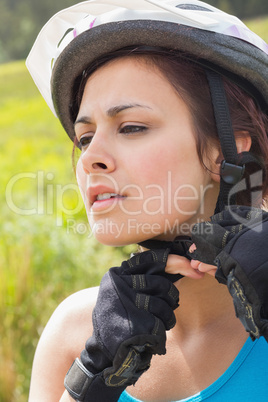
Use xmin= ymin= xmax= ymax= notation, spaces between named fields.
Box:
xmin=29 ymin=286 xmax=99 ymax=402
xmin=51 ymin=286 xmax=99 ymax=335
xmin=44 ymin=286 xmax=99 ymax=354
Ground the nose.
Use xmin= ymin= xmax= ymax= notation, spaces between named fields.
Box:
xmin=80 ymin=134 xmax=116 ymax=175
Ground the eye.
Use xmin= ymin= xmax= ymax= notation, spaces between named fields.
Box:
xmin=119 ymin=125 xmax=148 ymax=135
xmin=77 ymin=135 xmax=93 ymax=150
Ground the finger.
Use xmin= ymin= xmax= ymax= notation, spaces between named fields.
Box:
xmin=188 ymin=243 xmax=196 ymax=253
xmin=165 ymin=254 xmax=204 ymax=279
xmin=145 ymin=295 xmax=177 ymax=330
xmin=198 ymin=263 xmax=217 ymax=277
xmin=190 ymin=259 xmax=217 ymax=277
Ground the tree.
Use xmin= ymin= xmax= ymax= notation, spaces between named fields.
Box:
xmin=0 ymin=0 xmax=77 ymax=62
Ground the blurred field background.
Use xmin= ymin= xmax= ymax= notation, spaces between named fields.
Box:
xmin=0 ymin=59 xmax=135 ymax=401
xmin=0 ymin=14 xmax=267 ymax=402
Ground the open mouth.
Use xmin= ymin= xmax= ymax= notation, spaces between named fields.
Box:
xmin=96 ymin=193 xmax=123 ymax=201
xmin=88 ymin=186 xmax=127 ymax=208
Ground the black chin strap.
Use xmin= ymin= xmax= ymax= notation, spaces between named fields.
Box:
xmin=205 ymin=70 xmax=262 ymax=214
xmin=138 ymin=236 xmax=192 ymax=254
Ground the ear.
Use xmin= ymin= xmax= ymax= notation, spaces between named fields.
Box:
xmin=235 ymin=130 xmax=252 ymax=153
xmin=209 ymin=147 xmax=222 ymax=183
xmin=209 ymin=131 xmax=252 ymax=183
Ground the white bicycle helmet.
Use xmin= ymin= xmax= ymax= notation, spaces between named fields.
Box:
xmin=26 ymin=0 xmax=268 ymax=211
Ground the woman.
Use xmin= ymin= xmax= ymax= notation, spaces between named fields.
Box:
xmin=26 ymin=1 xmax=268 ymax=401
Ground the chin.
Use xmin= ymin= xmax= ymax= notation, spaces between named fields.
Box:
xmin=93 ymin=235 xmax=133 ymax=247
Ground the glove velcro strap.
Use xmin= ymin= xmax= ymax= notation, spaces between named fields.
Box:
xmin=64 ymin=358 xmax=94 ymax=400
xmin=64 ymin=358 xmax=124 ymax=401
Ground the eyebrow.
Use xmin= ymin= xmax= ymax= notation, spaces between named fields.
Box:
xmin=74 ymin=103 xmax=152 ymax=127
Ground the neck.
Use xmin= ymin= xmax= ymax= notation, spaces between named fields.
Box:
xmin=173 ymin=274 xmax=242 ymax=336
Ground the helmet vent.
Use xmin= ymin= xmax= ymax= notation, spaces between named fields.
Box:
xmin=176 ymin=4 xmax=212 ymax=11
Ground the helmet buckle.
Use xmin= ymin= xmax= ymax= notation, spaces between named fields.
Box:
xmin=220 ymin=160 xmax=245 ymax=184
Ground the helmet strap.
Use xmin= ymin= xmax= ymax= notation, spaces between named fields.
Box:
xmin=205 ymin=70 xmax=248 ymax=213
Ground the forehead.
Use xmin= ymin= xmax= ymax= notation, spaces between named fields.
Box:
xmin=79 ymin=56 xmax=180 ymax=108
xmin=86 ymin=55 xmax=164 ymax=85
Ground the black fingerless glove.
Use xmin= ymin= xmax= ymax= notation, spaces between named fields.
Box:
xmin=190 ymin=205 xmax=268 ymax=342
xmin=64 ymin=248 xmax=180 ymax=401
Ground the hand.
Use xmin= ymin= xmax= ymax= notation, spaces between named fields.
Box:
xmin=144 ymin=236 xmax=206 ymax=280
xmin=189 ymin=205 xmax=268 ymax=342
xmin=64 ymin=248 xmax=180 ymax=401
xmin=165 ymin=252 xmax=207 ymax=279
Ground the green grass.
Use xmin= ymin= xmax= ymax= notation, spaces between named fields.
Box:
xmin=1 ymin=16 xmax=267 ymax=401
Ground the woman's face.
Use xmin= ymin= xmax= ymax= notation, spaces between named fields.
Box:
xmin=75 ymin=57 xmax=219 ymax=245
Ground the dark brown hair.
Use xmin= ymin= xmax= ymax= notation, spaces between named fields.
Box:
xmin=72 ymin=46 xmax=268 ymax=206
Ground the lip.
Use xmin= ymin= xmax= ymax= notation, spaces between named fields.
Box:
xmin=87 ymin=185 xmax=126 ymax=207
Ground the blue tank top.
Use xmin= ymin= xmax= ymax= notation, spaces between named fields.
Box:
xmin=119 ymin=337 xmax=268 ymax=402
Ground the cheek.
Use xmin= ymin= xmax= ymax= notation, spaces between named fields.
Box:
xmin=137 ymin=140 xmax=189 ymax=185
xmin=143 ymin=145 xmax=209 ymax=213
